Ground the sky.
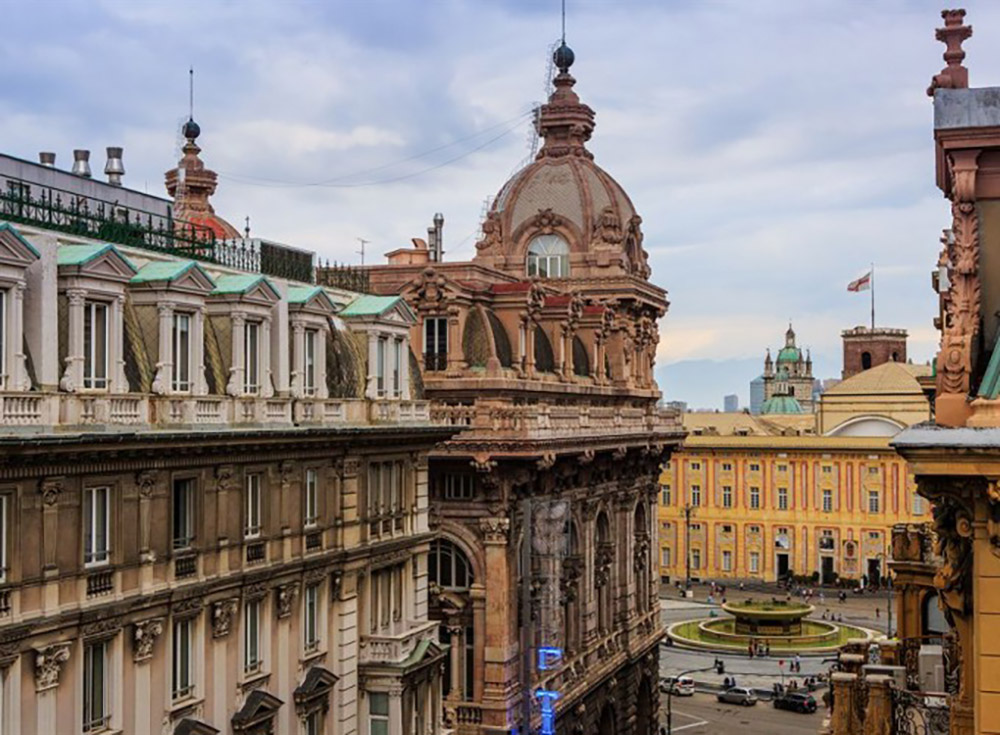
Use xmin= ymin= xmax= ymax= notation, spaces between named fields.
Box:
xmin=2 ymin=0 xmax=997 ymax=409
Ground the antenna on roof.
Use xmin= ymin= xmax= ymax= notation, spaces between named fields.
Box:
xmin=561 ymin=0 xmax=566 ymax=44
xmin=189 ymin=67 xmax=195 ymax=121
xmin=357 ymin=237 xmax=370 ymax=266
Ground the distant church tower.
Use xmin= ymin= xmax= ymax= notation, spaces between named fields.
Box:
xmin=841 ymin=326 xmax=908 ymax=379
xmin=762 ymin=324 xmax=815 ymax=412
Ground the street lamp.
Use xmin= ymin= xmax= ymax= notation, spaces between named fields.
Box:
xmin=681 ymin=504 xmax=696 ymax=591
xmin=876 ymin=552 xmax=893 ymax=637
xmin=665 ymin=665 xmax=714 ymax=735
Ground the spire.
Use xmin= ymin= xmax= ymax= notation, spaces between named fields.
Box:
xmin=535 ymin=42 xmax=595 ymax=160
xmin=785 ymin=323 xmax=796 ymax=347
xmin=928 ymin=9 xmax=973 ymax=96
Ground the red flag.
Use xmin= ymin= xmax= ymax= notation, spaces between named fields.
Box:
xmin=847 ymin=272 xmax=871 ymax=292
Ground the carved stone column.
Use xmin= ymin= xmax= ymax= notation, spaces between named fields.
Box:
xmin=290 ymin=318 xmax=305 ymax=399
xmin=194 ymin=306 xmax=208 ymax=395
xmin=38 ymin=478 xmax=63 ymax=577
xmin=9 ymin=283 xmax=28 ymax=390
xmin=228 ymin=312 xmax=246 ymax=397
xmin=862 ymin=675 xmax=892 ymax=735
xmin=111 ymin=293 xmax=127 ymax=392
xmin=260 ymin=314 xmax=273 ymax=397
xmin=60 ymin=288 xmax=86 ymax=392
xmin=830 ymin=672 xmax=857 ymax=735
xmin=479 ymin=516 xmax=514 ymax=731
xmin=152 ymin=301 xmax=174 ymax=395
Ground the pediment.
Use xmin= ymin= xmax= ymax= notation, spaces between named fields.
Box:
xmin=294 ymin=665 xmax=338 ymax=706
xmin=174 ymin=718 xmax=220 ymax=735
xmin=131 ymin=260 xmax=216 ymax=295
xmin=0 ymin=224 xmax=40 ymax=268
xmin=58 ymin=244 xmax=137 ymax=283
xmin=232 ymin=689 xmax=283 ymax=729
xmin=242 ymin=279 xmax=281 ymax=306
xmin=288 ymin=286 xmax=337 ymax=316
xmin=210 ymin=274 xmax=281 ymax=306
xmin=381 ymin=300 xmax=416 ymax=326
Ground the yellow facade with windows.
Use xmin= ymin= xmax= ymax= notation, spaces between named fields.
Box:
xmin=658 ymin=361 xmax=934 ymax=585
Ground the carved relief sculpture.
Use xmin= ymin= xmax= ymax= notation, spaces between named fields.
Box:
xmin=34 ymin=642 xmax=71 ymax=692
xmin=133 ymin=618 xmax=165 ymax=663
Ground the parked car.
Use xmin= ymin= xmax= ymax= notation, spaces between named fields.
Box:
xmin=660 ymin=676 xmax=695 ymax=696
xmin=773 ymin=691 xmax=818 ymax=713
xmin=717 ymin=687 xmax=758 ymax=706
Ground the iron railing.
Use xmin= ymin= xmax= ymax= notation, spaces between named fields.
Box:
xmin=891 ymin=688 xmax=949 ymax=735
xmin=0 ymin=172 xmax=315 ymax=283
xmin=316 ymin=261 xmax=370 ymax=293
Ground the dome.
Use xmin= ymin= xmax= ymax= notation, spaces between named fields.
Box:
xmin=776 ymin=346 xmax=801 ymax=363
xmin=760 ymin=394 xmax=804 ymax=415
xmin=473 ymin=57 xmax=650 ymax=280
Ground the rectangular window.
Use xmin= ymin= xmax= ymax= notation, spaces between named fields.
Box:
xmin=749 ymin=551 xmax=760 ymax=573
xmin=83 ymin=301 xmax=109 ymax=389
xmin=392 ymin=339 xmax=402 ymax=398
xmin=244 ymin=599 xmax=261 ymax=674
xmin=722 ymin=524 xmax=733 ymax=534
xmin=442 ymin=473 xmax=475 ymax=501
xmin=172 ymin=313 xmax=191 ymax=392
xmin=424 ymin=317 xmax=448 ymax=371
xmin=661 ymin=548 xmax=671 ymax=566
xmin=304 ymin=469 xmax=318 ymax=528
xmin=721 ymin=462 xmax=733 ymax=472
xmin=690 ymin=462 xmax=701 ymax=471
xmin=822 ymin=489 xmax=833 ymax=513
xmin=661 ymin=486 xmax=671 ymax=505
xmin=306 ymin=711 xmax=323 ymax=735
xmin=376 ymin=337 xmax=386 ymax=397
xmin=690 ymin=548 xmax=701 ymax=570
xmin=245 ymin=474 xmax=262 ymax=539
xmin=722 ymin=486 xmax=732 ymax=508
xmin=304 ymin=583 xmax=319 ymax=652
xmin=913 ymin=494 xmax=925 ymax=515
xmin=83 ymin=640 xmax=109 ymax=732
xmin=749 ymin=463 xmax=760 ymax=472
xmin=777 ymin=487 xmax=788 ymax=510
xmin=84 ymin=486 xmax=111 ymax=566
xmin=172 ymin=617 xmax=194 ymax=701
xmin=868 ymin=531 xmax=881 ymax=542
xmin=172 ymin=478 xmax=195 ymax=550
xmin=868 ymin=466 xmax=880 ymax=475
xmin=749 ymin=486 xmax=760 ymax=510
xmin=747 ymin=525 xmax=761 ymax=535
xmin=722 ymin=550 xmax=732 ymax=571
xmin=0 ymin=494 xmax=7 ymax=582
xmin=777 ymin=464 xmax=787 ymax=473
xmin=304 ymin=329 xmax=317 ymax=395
xmin=244 ymin=321 xmax=260 ymax=394
xmin=868 ymin=491 xmax=880 ymax=514
xmin=690 ymin=485 xmax=701 ymax=507
xmin=822 ymin=465 xmax=833 ymax=474
xmin=369 ymin=691 xmax=389 ymax=735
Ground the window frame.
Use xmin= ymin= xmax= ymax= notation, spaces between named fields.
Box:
xmin=392 ymin=338 xmax=402 ymax=398
xmin=83 ymin=485 xmax=111 ymax=567
xmin=749 ymin=486 xmax=760 ymax=510
xmin=83 ymin=300 xmax=110 ymax=390
xmin=822 ymin=489 xmax=833 ymax=513
xmin=244 ymin=321 xmax=260 ymax=395
xmin=777 ymin=487 xmax=788 ymax=511
xmin=172 ymin=311 xmax=192 ymax=392
xmin=172 ymin=616 xmax=194 ymax=702
xmin=369 ymin=691 xmax=390 ymax=735
xmin=689 ymin=485 xmax=701 ymax=507
xmin=375 ymin=336 xmax=386 ymax=398
xmin=423 ymin=317 xmax=448 ymax=371
xmin=83 ymin=639 xmax=110 ymax=733
xmin=245 ymin=473 xmax=262 ymax=539
xmin=303 ymin=328 xmax=317 ymax=396
xmin=304 ymin=583 xmax=320 ymax=653
xmin=244 ymin=598 xmax=262 ymax=675
xmin=172 ymin=477 xmax=196 ymax=551
xmin=721 ymin=485 xmax=732 ymax=508
xmin=304 ymin=468 xmax=319 ymax=528
xmin=868 ymin=490 xmax=880 ymax=514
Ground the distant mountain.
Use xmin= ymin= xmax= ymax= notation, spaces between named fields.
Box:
xmin=657 ymin=354 xmax=841 ymax=410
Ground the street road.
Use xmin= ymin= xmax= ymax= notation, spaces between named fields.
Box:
xmin=663 ymin=692 xmax=824 ymax=735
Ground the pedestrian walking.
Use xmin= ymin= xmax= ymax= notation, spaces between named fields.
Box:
xmin=794 ymin=654 xmax=802 ymax=673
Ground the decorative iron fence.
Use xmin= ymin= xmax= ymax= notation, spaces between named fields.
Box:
xmin=316 ymin=261 xmax=370 ymax=293
xmin=0 ymin=172 xmax=315 ymax=283
xmin=891 ymin=688 xmax=949 ymax=735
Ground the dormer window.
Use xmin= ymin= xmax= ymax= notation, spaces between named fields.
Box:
xmin=376 ymin=337 xmax=386 ymax=398
xmin=392 ymin=338 xmax=402 ymax=398
xmin=172 ymin=313 xmax=191 ymax=392
xmin=83 ymin=301 xmax=109 ymax=390
xmin=526 ymin=234 xmax=569 ymax=278
xmin=304 ymin=329 xmax=317 ymax=396
xmin=244 ymin=321 xmax=261 ymax=395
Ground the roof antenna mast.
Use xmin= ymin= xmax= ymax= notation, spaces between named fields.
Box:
xmin=189 ymin=67 xmax=195 ymax=121
xmin=561 ymin=0 xmax=566 ymax=44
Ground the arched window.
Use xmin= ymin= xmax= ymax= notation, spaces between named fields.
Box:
xmin=526 ymin=234 xmax=570 ymax=278
xmin=862 ymin=351 xmax=872 ymax=370
xmin=595 ymin=512 xmax=613 ymax=634
xmin=633 ymin=503 xmax=649 ymax=612
xmin=572 ymin=336 xmax=590 ymax=377
xmin=563 ymin=521 xmax=581 ymax=654
xmin=428 ymin=539 xmax=474 ymax=590
xmin=534 ymin=327 xmax=555 ymax=373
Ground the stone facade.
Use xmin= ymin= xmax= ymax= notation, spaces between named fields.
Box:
xmin=762 ymin=325 xmax=815 ymax=412
xmin=354 ymin=42 xmax=682 ymax=735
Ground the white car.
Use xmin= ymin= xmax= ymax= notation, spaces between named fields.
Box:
xmin=660 ymin=676 xmax=695 ymax=696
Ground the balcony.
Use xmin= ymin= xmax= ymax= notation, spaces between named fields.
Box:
xmin=358 ymin=619 xmax=439 ymax=666
xmin=0 ymin=392 xmax=435 ymax=432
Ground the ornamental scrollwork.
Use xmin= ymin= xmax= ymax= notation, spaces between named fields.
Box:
xmin=136 ymin=470 xmax=158 ymax=498
xmin=212 ymin=598 xmax=239 ymax=638
xmin=34 ymin=642 xmax=71 ymax=692
xmin=479 ymin=517 xmax=510 ymax=544
xmin=921 ymin=480 xmax=977 ymax=624
xmin=132 ymin=618 xmax=164 ymax=663
xmin=277 ymin=582 xmax=300 ymax=619
xmin=39 ymin=477 xmax=64 ymax=507
xmin=475 ymin=210 xmax=502 ymax=254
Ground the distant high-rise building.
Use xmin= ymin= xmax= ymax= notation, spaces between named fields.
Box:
xmin=724 ymin=394 xmax=739 ymax=412
xmin=749 ymin=375 xmax=765 ymax=415
xmin=665 ymin=399 xmax=688 ymax=413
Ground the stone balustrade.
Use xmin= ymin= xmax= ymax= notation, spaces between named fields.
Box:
xmin=358 ymin=619 xmax=439 ymax=666
xmin=0 ymin=392 xmax=434 ymax=431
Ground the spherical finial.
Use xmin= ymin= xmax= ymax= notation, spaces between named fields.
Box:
xmin=182 ymin=118 xmax=201 ymax=141
xmin=553 ymin=42 xmax=575 ymax=73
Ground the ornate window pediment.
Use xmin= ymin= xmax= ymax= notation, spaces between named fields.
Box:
xmin=57 ymin=243 xmax=137 ymax=283
xmin=293 ymin=666 xmax=338 ymax=716
xmin=231 ymin=689 xmax=283 ymax=735
xmin=0 ymin=223 xmax=39 ymax=269
xmin=174 ymin=718 xmax=220 ymax=735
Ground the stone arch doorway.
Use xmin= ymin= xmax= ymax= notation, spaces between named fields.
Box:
xmin=597 ymin=702 xmax=616 ymax=735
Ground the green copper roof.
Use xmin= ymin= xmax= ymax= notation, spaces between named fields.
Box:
xmin=212 ymin=273 xmax=275 ymax=295
xmin=0 ymin=223 xmax=40 ymax=257
xmin=287 ymin=284 xmax=336 ymax=310
xmin=57 ymin=243 xmax=135 ymax=270
xmin=339 ymin=294 xmax=402 ymax=317
xmin=130 ymin=259 xmax=214 ymax=286
xmin=776 ymin=346 xmax=801 ymax=363
xmin=760 ymin=394 xmax=804 ymax=414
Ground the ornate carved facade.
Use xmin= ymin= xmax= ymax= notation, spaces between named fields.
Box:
xmin=359 ymin=42 xmax=683 ymax=735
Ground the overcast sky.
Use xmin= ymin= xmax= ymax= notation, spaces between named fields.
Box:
xmin=2 ymin=0 xmax=997 ymax=406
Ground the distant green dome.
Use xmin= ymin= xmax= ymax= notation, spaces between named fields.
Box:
xmin=761 ymin=394 xmax=804 ymax=414
xmin=776 ymin=346 xmax=801 ymax=363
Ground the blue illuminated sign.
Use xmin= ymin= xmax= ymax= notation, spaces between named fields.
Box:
xmin=537 ymin=646 xmax=563 ymax=671
xmin=536 ymin=688 xmax=560 ymax=735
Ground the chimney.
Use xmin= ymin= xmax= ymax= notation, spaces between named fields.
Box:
xmin=38 ymin=152 xmax=56 ymax=167
xmin=433 ymin=212 xmax=444 ymax=262
xmin=104 ymin=147 xmax=124 ymax=186
xmin=71 ymin=149 xmax=92 ymax=178
xmin=426 ymin=225 xmax=437 ymax=262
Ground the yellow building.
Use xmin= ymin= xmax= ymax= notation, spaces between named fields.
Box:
xmin=659 ymin=361 xmax=933 ymax=585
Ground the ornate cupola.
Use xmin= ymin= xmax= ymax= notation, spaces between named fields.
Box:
xmin=164 ymin=117 xmax=240 ymax=241
xmin=536 ymin=43 xmax=596 ymax=160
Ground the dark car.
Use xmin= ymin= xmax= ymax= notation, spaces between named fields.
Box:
xmin=773 ymin=691 xmax=818 ymax=714
xmin=717 ymin=687 xmax=757 ymax=706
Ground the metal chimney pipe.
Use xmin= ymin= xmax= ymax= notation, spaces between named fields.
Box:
xmin=427 ymin=225 xmax=438 ymax=263
xmin=104 ymin=146 xmax=125 ymax=186
xmin=38 ymin=152 xmax=56 ymax=167
xmin=71 ymin=149 xmax=92 ymax=178
xmin=433 ymin=212 xmax=444 ymax=262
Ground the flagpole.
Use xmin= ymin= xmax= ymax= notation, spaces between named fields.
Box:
xmin=870 ymin=262 xmax=875 ymax=330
